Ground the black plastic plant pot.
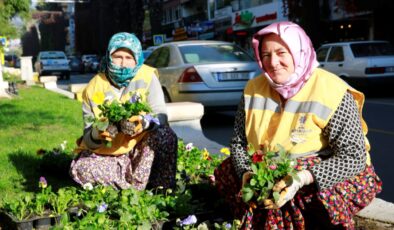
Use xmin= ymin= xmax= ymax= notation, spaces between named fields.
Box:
xmin=51 ymin=215 xmax=62 ymax=225
xmin=0 ymin=211 xmax=34 ymax=230
xmin=34 ymin=216 xmax=52 ymax=230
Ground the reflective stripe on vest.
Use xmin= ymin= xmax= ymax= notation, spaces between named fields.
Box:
xmin=245 ymin=97 xmax=332 ymax=121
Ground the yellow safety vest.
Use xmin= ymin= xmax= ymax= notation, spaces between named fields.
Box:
xmin=244 ymin=68 xmax=371 ymax=164
xmin=76 ymin=64 xmax=158 ymax=156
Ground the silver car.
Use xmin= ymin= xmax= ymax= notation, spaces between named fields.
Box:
xmin=34 ymin=51 xmax=70 ymax=80
xmin=144 ymin=40 xmax=261 ymax=108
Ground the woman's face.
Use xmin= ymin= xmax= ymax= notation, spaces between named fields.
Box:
xmin=111 ymin=48 xmax=136 ymax=68
xmin=260 ymin=33 xmax=295 ymax=84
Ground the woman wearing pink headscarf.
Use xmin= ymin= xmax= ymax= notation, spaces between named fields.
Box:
xmin=214 ymin=21 xmax=381 ymax=229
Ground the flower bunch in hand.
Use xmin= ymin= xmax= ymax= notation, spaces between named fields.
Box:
xmin=241 ymin=144 xmax=298 ymax=205
xmin=88 ymin=91 xmax=158 ymax=146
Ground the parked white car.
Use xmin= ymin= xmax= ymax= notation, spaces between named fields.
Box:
xmin=34 ymin=51 xmax=71 ymax=80
xmin=316 ymin=41 xmax=394 ymax=84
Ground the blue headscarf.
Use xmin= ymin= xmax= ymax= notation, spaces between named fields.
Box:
xmin=100 ymin=32 xmax=144 ymax=87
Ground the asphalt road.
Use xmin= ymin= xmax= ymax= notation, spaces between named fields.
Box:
xmin=61 ymin=74 xmax=394 ymax=203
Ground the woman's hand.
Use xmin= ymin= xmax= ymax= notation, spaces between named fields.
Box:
xmin=263 ymin=170 xmax=314 ymax=209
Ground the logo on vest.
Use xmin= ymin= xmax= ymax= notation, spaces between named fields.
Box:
xmin=290 ymin=116 xmax=312 ymax=144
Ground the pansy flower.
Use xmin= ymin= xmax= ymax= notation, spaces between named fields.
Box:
xmin=220 ymin=147 xmax=230 ymax=155
xmin=39 ymin=176 xmax=47 ymax=189
xmin=97 ymin=202 xmax=108 ymax=213
xmin=92 ymin=91 xmax=105 ymax=105
xmin=251 ymin=152 xmax=263 ymax=163
xmin=178 ymin=215 xmax=197 ymax=226
xmin=202 ymin=148 xmax=211 ymax=160
xmin=185 ymin=143 xmax=194 ymax=151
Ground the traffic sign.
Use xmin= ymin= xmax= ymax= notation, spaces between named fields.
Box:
xmin=153 ymin=34 xmax=165 ymax=46
xmin=0 ymin=37 xmax=6 ymax=46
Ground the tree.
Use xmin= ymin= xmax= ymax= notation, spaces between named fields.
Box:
xmin=148 ymin=0 xmax=163 ymax=35
xmin=0 ymin=0 xmax=31 ymax=38
xmin=0 ymin=0 xmax=30 ymax=98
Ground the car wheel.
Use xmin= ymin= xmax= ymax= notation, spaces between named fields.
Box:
xmin=163 ymin=88 xmax=171 ymax=103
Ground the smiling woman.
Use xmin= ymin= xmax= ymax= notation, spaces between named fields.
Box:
xmin=214 ymin=21 xmax=382 ymax=230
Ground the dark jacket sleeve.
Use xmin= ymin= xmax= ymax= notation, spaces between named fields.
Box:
xmin=309 ymin=91 xmax=367 ymax=190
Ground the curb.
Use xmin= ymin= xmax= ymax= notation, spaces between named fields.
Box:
xmin=356 ymin=198 xmax=394 ymax=226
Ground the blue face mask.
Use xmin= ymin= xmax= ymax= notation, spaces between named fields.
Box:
xmin=100 ymin=32 xmax=144 ymax=88
xmin=107 ymin=61 xmax=139 ymax=88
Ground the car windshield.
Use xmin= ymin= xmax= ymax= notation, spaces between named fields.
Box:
xmin=41 ymin=53 xmax=66 ymax=60
xmin=179 ymin=44 xmax=254 ymax=64
xmin=350 ymin=42 xmax=394 ymax=57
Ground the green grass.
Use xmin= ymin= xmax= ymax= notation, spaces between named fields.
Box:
xmin=0 ymin=85 xmax=83 ymax=202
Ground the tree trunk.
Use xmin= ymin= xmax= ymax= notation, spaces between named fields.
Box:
xmin=148 ymin=0 xmax=163 ymax=35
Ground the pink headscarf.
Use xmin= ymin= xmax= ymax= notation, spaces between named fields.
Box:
xmin=252 ymin=21 xmax=319 ymax=99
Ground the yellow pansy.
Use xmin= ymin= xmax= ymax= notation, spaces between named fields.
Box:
xmin=202 ymin=148 xmax=210 ymax=160
xmin=220 ymin=147 xmax=230 ymax=155
xmin=92 ymin=91 xmax=105 ymax=105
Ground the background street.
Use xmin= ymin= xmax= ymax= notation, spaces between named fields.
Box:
xmin=59 ymin=74 xmax=394 ymax=203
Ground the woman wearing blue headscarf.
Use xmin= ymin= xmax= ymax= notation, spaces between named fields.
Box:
xmin=70 ymin=32 xmax=177 ymax=190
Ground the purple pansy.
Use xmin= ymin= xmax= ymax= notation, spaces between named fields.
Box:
xmin=97 ymin=202 xmax=108 ymax=213
xmin=39 ymin=176 xmax=47 ymax=188
xmin=144 ymin=114 xmax=160 ymax=125
xmin=130 ymin=92 xmax=142 ymax=103
xmin=178 ymin=215 xmax=197 ymax=226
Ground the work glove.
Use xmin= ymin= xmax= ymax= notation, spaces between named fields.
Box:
xmin=263 ymin=170 xmax=314 ymax=209
xmin=91 ymin=127 xmax=115 ymax=142
xmin=120 ymin=114 xmax=160 ymax=137
xmin=119 ymin=115 xmax=146 ymax=137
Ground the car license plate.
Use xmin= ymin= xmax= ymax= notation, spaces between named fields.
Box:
xmin=215 ymin=72 xmax=249 ymax=81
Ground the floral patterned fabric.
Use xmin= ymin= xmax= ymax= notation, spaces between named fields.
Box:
xmin=70 ymin=125 xmax=177 ymax=190
xmin=215 ymin=156 xmax=382 ymax=229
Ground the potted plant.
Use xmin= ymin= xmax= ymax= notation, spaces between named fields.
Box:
xmin=89 ymin=91 xmax=157 ymax=146
xmin=1 ymin=194 xmax=34 ymax=230
xmin=241 ymin=144 xmax=299 ymax=205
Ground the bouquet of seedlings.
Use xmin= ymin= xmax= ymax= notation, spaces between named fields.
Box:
xmin=88 ymin=91 xmax=155 ymax=146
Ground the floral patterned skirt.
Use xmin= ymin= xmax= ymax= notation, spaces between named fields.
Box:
xmin=70 ymin=125 xmax=177 ymax=190
xmin=214 ymin=157 xmax=382 ymax=230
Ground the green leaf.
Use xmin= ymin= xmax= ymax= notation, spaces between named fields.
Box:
xmin=249 ymin=178 xmax=256 ymax=186
xmin=241 ymin=187 xmax=254 ymax=203
xmin=95 ymin=119 xmax=109 ymax=131
xmin=273 ymin=191 xmax=280 ymax=202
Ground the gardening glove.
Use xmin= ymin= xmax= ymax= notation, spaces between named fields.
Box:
xmin=263 ymin=170 xmax=313 ymax=209
xmin=91 ymin=127 xmax=113 ymax=142
xmin=122 ymin=115 xmax=146 ymax=137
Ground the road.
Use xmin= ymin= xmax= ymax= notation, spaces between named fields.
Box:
xmin=61 ymin=73 xmax=394 ymax=203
